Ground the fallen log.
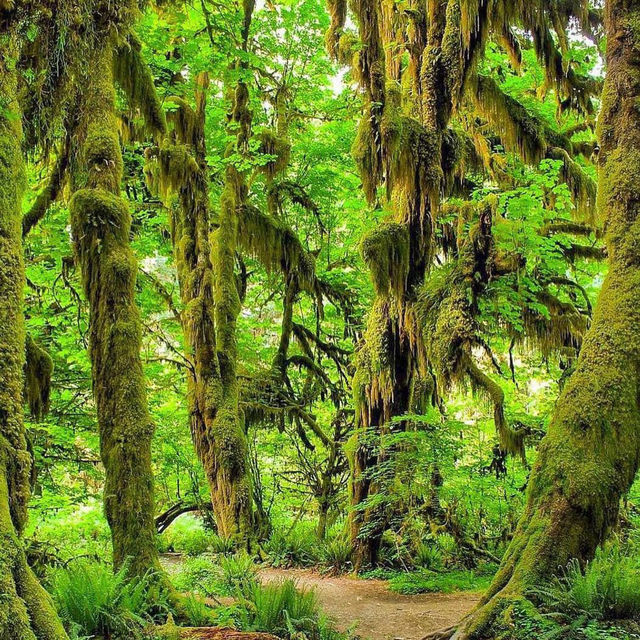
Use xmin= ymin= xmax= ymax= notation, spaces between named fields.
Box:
xmin=152 ymin=618 xmax=280 ymax=640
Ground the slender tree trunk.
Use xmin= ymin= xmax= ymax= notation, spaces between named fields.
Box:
xmin=452 ymin=3 xmax=640 ymax=636
xmin=69 ymin=41 xmax=160 ymax=577
xmin=0 ymin=38 xmax=68 ymax=640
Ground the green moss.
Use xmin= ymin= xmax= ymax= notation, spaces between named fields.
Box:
xmin=0 ymin=34 xmax=69 ymax=640
xmin=256 ymin=129 xmax=291 ymax=178
xmin=114 ymin=33 xmax=167 ymax=138
xmin=361 ymin=221 xmax=410 ymax=299
xmin=71 ymin=40 xmax=162 ymax=579
xmin=457 ymin=8 xmax=640 ymax=637
xmin=23 ymin=335 xmax=53 ymax=421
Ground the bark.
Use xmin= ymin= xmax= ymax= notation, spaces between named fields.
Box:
xmin=0 ymin=35 xmax=68 ymax=640
xmin=451 ymin=2 xmax=640 ymax=637
xmin=69 ymin=40 xmax=160 ymax=577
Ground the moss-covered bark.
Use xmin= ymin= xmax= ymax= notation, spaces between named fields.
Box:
xmin=450 ymin=3 xmax=640 ymax=638
xmin=0 ymin=35 xmax=68 ymax=640
xmin=151 ymin=39 xmax=255 ymax=542
xmin=69 ymin=41 xmax=160 ymax=577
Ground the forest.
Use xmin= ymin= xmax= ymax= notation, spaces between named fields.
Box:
xmin=2 ymin=0 xmax=640 ymax=639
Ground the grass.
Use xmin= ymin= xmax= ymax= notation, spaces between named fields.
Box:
xmin=361 ymin=566 xmax=494 ymax=594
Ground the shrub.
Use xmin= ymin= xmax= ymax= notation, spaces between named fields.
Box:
xmin=183 ymin=593 xmax=214 ymax=627
xmin=264 ymin=527 xmax=319 ymax=568
xmin=536 ymin=546 xmax=640 ymax=621
xmin=172 ymin=556 xmax=221 ymax=597
xmin=239 ymin=579 xmax=343 ymax=640
xmin=158 ymin=515 xmax=214 ymax=556
xmin=219 ymin=552 xmax=259 ymax=595
xmin=435 ymin=533 xmax=458 ymax=565
xmin=414 ymin=542 xmax=443 ymax=570
xmin=321 ymin=536 xmax=353 ymax=574
xmin=210 ymin=533 xmax=236 ymax=555
xmin=51 ymin=560 xmax=167 ymax=638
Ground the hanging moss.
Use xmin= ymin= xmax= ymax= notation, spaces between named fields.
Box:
xmin=256 ymin=129 xmax=291 ymax=178
xmin=547 ymin=147 xmax=597 ymax=221
xmin=454 ymin=7 xmax=640 ymax=636
xmin=23 ymin=335 xmax=53 ymax=422
xmin=114 ymin=33 xmax=167 ymax=139
xmin=361 ymin=222 xmax=410 ymax=299
xmin=70 ymin=39 xmax=162 ymax=579
xmin=0 ymin=31 xmax=69 ymax=640
xmin=325 ymin=0 xmax=347 ymax=58
xmin=238 ymin=204 xmax=317 ymax=293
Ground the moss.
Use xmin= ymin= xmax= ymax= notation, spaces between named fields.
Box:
xmin=256 ymin=129 xmax=291 ymax=178
xmin=238 ymin=204 xmax=317 ymax=293
xmin=147 ymin=46 xmax=255 ymax=541
xmin=455 ymin=6 xmax=640 ymax=637
xmin=361 ymin=221 xmax=410 ymax=299
xmin=23 ymin=335 xmax=53 ymax=421
xmin=0 ymin=33 xmax=68 ymax=640
xmin=325 ymin=0 xmax=347 ymax=59
xmin=71 ymin=40 xmax=162 ymax=579
xmin=114 ymin=33 xmax=167 ymax=138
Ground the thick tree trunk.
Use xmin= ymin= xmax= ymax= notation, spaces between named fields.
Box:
xmin=69 ymin=41 xmax=160 ymax=577
xmin=0 ymin=41 xmax=68 ymax=640
xmin=451 ymin=3 xmax=640 ymax=637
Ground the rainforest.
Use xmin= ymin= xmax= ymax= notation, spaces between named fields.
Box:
xmin=2 ymin=1 xmax=639 ymax=639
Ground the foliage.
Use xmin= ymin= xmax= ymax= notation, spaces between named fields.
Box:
xmin=51 ymin=561 xmax=168 ymax=638
xmin=264 ymin=527 xmax=321 ymax=568
xmin=534 ymin=545 xmax=640 ymax=622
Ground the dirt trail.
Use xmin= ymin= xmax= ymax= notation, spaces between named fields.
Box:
xmin=258 ymin=568 xmax=479 ymax=640
xmin=160 ymin=556 xmax=479 ymax=640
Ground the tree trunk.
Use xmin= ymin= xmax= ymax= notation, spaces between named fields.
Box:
xmin=69 ymin=40 xmax=160 ymax=577
xmin=0 ymin=38 xmax=69 ymax=640
xmin=452 ymin=2 xmax=640 ymax=636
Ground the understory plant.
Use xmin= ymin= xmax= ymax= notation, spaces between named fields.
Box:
xmin=51 ymin=560 xmax=168 ymax=638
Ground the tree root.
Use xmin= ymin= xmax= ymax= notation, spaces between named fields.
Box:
xmin=422 ymin=623 xmax=459 ymax=640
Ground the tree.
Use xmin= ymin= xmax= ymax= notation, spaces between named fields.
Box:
xmin=326 ymin=0 xmax=601 ymax=569
xmin=0 ymin=8 xmax=68 ymax=640
xmin=449 ymin=1 xmax=640 ymax=637
xmin=68 ymin=14 xmax=166 ymax=576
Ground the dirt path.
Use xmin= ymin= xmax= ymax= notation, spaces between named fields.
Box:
xmin=258 ymin=568 xmax=479 ymax=640
xmin=160 ymin=556 xmax=479 ymax=640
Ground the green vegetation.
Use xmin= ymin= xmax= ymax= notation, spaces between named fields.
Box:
xmin=4 ymin=1 xmax=640 ymax=640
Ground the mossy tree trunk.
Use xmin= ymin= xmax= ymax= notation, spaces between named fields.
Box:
xmin=206 ymin=75 xmax=254 ymax=541
xmin=69 ymin=40 xmax=161 ymax=577
xmin=451 ymin=2 xmax=640 ymax=637
xmin=345 ymin=0 xmax=470 ymax=570
xmin=0 ymin=36 xmax=69 ymax=640
xmin=154 ymin=8 xmax=256 ymax=543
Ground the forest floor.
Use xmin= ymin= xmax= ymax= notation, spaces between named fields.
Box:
xmin=161 ymin=555 xmax=480 ymax=640
xmin=260 ymin=567 xmax=479 ymax=640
